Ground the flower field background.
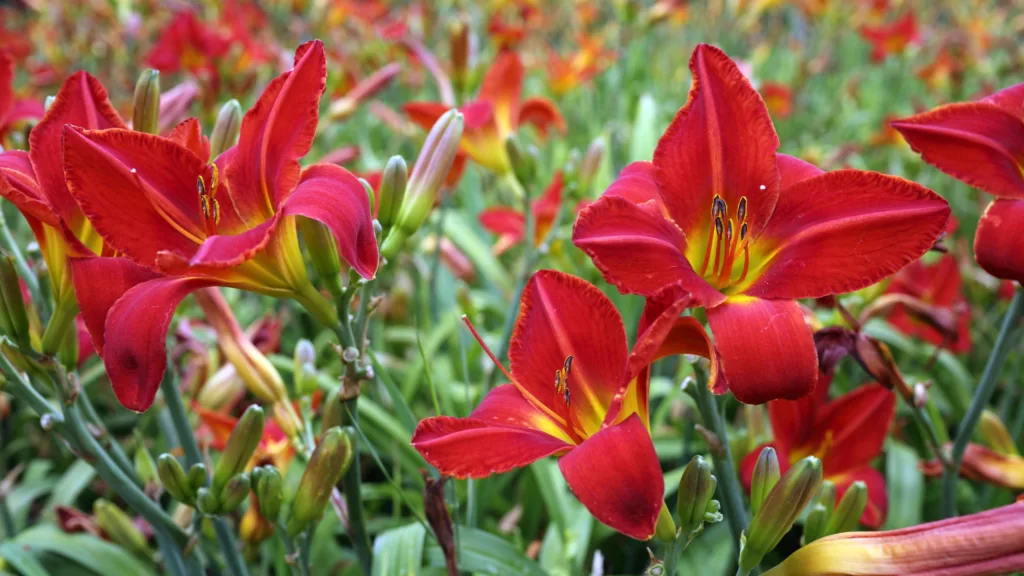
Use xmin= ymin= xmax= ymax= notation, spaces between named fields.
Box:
xmin=1 ymin=1 xmax=1024 ymax=575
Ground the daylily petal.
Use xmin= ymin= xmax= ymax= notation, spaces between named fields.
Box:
xmin=604 ymin=162 xmax=667 ymax=215
xmin=188 ymin=217 xmax=277 ymax=270
xmin=558 ymin=414 xmax=663 ymax=540
xmin=777 ymin=153 xmax=824 ymax=190
xmin=509 ymin=270 xmax=628 ymax=436
xmin=975 ymin=199 xmax=1024 ymax=284
xmin=518 ymin=96 xmax=566 ymax=137
xmin=477 ymin=50 xmax=522 ymax=135
xmin=746 ymin=170 xmax=949 ymax=300
xmin=573 ymin=195 xmax=725 ymax=306
xmin=226 ymin=40 xmax=326 ymax=225
xmin=766 ymin=371 xmax=830 ymax=454
xmin=652 ymin=43 xmax=780 ymax=239
xmin=62 ymin=127 xmax=212 ymax=269
xmin=28 ymin=71 xmax=126 ymax=227
xmin=892 ymin=103 xmax=1024 ymax=198
xmin=0 ymin=51 xmax=11 ymax=124
xmin=479 ymin=207 xmax=525 ymax=255
xmin=403 ymin=101 xmax=450 ymax=131
xmin=105 ymin=275 xmax=214 ymax=411
xmin=706 ymin=297 xmax=817 ymax=404
xmin=923 ymin=444 xmax=1024 ymax=490
xmin=69 ymin=257 xmax=161 ymax=357
xmin=834 ymin=466 xmax=888 ymax=529
xmin=983 ymin=83 xmax=1024 ymax=116
xmin=411 ymin=384 xmax=573 ymax=478
xmin=0 ymin=150 xmax=57 ymax=229
xmin=814 ymin=384 xmax=895 ymax=473
xmin=167 ymin=118 xmax=210 ymax=161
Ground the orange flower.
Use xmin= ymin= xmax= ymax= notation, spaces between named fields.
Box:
xmin=547 ymin=37 xmax=615 ymax=96
xmin=760 ymin=82 xmax=793 ymax=119
xmin=860 ymin=12 xmax=918 ymax=62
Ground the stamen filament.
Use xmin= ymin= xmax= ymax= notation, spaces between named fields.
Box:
xmin=461 ymin=315 xmax=516 ymax=383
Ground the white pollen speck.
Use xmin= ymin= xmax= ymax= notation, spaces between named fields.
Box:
xmin=130 ymin=168 xmax=137 ymax=173
xmin=759 ymin=184 xmax=766 ymax=190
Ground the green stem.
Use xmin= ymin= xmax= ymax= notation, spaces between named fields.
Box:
xmin=340 ymin=397 xmax=372 ymax=575
xmin=78 ymin=389 xmax=140 ymax=484
xmin=0 ymin=207 xmax=41 ymax=311
xmin=910 ymin=403 xmax=951 ymax=469
xmin=941 ymin=288 xmax=1024 ymax=517
xmin=213 ymin=516 xmax=250 ymax=576
xmin=662 ymin=536 xmax=682 ymax=576
xmin=693 ymin=369 xmax=747 ymax=550
xmin=40 ymin=297 xmax=77 ymax=356
xmin=277 ymin=524 xmax=311 ymax=576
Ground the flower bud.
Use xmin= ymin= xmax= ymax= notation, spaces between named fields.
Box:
xmin=134 ymin=437 xmax=158 ymax=488
xmin=321 ymin=387 xmax=345 ymax=432
xmin=293 ymin=339 xmax=319 ymax=397
xmin=255 ymin=465 xmax=283 ymax=521
xmin=750 ymin=446 xmax=781 ymax=516
xmin=381 ymin=109 xmax=463 ymax=259
xmin=740 ymin=456 xmax=823 ymax=573
xmin=287 ymin=427 xmax=353 ymax=537
xmin=449 ymin=14 xmax=474 ymax=91
xmin=187 ymin=462 xmax=208 ymax=492
xmin=0 ymin=255 xmax=30 ymax=348
xmin=157 ymin=454 xmax=194 ymax=505
xmin=979 ymin=410 xmax=1019 ymax=456
xmin=132 ymin=69 xmax=160 ymax=135
xmin=218 ymin=472 xmax=251 ymax=513
xmin=825 ymin=480 xmax=868 ymax=536
xmin=816 ymin=480 xmax=836 ymax=514
xmin=94 ymin=499 xmax=149 ymax=556
xmin=196 ymin=487 xmax=217 ymax=515
xmin=677 ymin=455 xmax=718 ymax=536
xmin=801 ymin=502 xmax=830 ymax=545
xmin=298 ymin=217 xmax=342 ymax=283
xmin=212 ymin=405 xmax=264 ymax=494
xmin=578 ymin=137 xmax=605 ymax=192
xmin=505 ymin=136 xmax=535 ymax=186
xmin=209 ymin=99 xmax=242 ymax=158
xmin=377 ymin=155 xmax=408 ymax=232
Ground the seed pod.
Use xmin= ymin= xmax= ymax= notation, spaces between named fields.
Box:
xmin=750 ymin=446 xmax=781 ymax=516
xmin=826 ymin=480 xmax=868 ymax=536
xmin=157 ymin=454 xmax=194 ymax=505
xmin=287 ymin=427 xmax=353 ymax=537
xmin=212 ymin=405 xmax=264 ymax=494
xmin=132 ymin=69 xmax=160 ymax=135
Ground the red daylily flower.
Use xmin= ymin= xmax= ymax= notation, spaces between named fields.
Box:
xmin=63 ymin=42 xmax=378 ymax=412
xmin=146 ymin=10 xmax=231 ymax=76
xmin=404 ymin=51 xmax=566 ymax=177
xmin=413 ymin=270 xmax=701 ymax=540
xmin=892 ymin=83 xmax=1024 ymax=286
xmin=921 ymin=443 xmax=1024 ymax=491
xmin=741 ymin=375 xmax=895 ymax=528
xmin=547 ymin=37 xmax=615 ymax=96
xmin=573 ymin=44 xmax=950 ymax=404
xmin=860 ymin=12 xmax=918 ymax=62
xmin=0 ymin=50 xmax=43 ymax=141
xmin=884 ymin=254 xmax=970 ymax=353
xmin=759 ymin=82 xmax=793 ymax=119
xmin=195 ymin=405 xmax=296 ymax=472
xmin=479 ymin=172 xmax=563 ymax=255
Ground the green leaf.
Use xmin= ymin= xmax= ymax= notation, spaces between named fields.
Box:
xmin=629 ymin=93 xmax=659 ymax=163
xmin=0 ymin=541 xmax=51 ymax=576
xmin=45 ymin=461 xmax=96 ymax=511
xmin=372 ymin=523 xmax=426 ymax=576
xmin=424 ymin=526 xmax=546 ymax=576
xmin=368 ymin=349 xmax=418 ymax=435
xmin=11 ymin=526 xmax=156 ymax=576
xmin=538 ymin=522 xmax=568 ymax=576
xmin=443 ymin=211 xmax=512 ymax=294
xmin=882 ymin=441 xmax=924 ymax=530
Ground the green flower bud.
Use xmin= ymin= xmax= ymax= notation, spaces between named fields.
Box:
xmin=578 ymin=137 xmax=605 ymax=192
xmin=825 ymin=480 xmax=868 ymax=536
xmin=196 ymin=487 xmax=217 ymax=515
xmin=750 ymin=446 xmax=781 ymax=516
xmin=255 ymin=466 xmax=283 ymax=521
xmin=377 ymin=155 xmax=408 ymax=232
xmin=212 ymin=405 xmax=264 ymax=494
xmin=287 ymin=427 xmax=353 ymax=537
xmin=505 ymin=135 xmax=535 ymax=187
xmin=218 ymin=472 xmax=251 ymax=513
xmin=134 ymin=437 xmax=158 ymax=487
xmin=381 ymin=109 xmax=464 ymax=259
xmin=0 ymin=254 xmax=30 ymax=348
xmin=94 ymin=499 xmax=149 ymax=556
xmin=187 ymin=463 xmax=208 ymax=492
xmin=979 ymin=410 xmax=1019 ymax=456
xmin=132 ymin=69 xmax=160 ymax=135
xmin=677 ymin=455 xmax=718 ymax=536
xmin=209 ymin=99 xmax=242 ymax=159
xmin=816 ymin=480 xmax=837 ymax=514
xmin=739 ymin=456 xmax=823 ymax=573
xmin=321 ymin=388 xmax=344 ymax=432
xmin=298 ymin=217 xmax=342 ymax=283
xmin=157 ymin=454 xmax=195 ymax=505
xmin=293 ymin=339 xmax=318 ymax=397
xmin=801 ymin=502 xmax=830 ymax=546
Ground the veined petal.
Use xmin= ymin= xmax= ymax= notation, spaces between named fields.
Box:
xmin=28 ymin=71 xmax=125 ymax=228
xmin=975 ymin=199 xmax=1024 ymax=284
xmin=833 ymin=466 xmax=888 ymax=529
xmin=923 ymin=444 xmax=1024 ymax=490
xmin=69 ymin=257 xmax=161 ymax=357
xmin=766 ymin=371 xmax=830 ymax=453
xmin=604 ymin=162 xmax=668 ymax=215
xmin=509 ymin=270 xmax=628 ymax=437
xmin=777 ymin=153 xmax=824 ymax=190
xmin=479 ymin=207 xmax=525 ymax=255
xmin=403 ymin=101 xmax=450 ymax=131
xmin=226 ymin=40 xmax=326 ymax=225
xmin=746 ymin=170 xmax=949 ymax=300
xmin=411 ymin=384 xmax=573 ymax=478
xmin=706 ymin=297 xmax=817 ymax=404
xmin=279 ymin=164 xmax=378 ymax=279
xmin=477 ymin=51 xmax=523 ymax=135
xmin=558 ymin=414 xmax=663 ymax=540
xmin=103 ymin=275 xmax=214 ymax=412
xmin=653 ymin=44 xmax=780 ymax=239
xmin=0 ymin=150 xmax=58 ymax=228
xmin=815 ymin=384 xmax=894 ymax=473
xmin=983 ymin=83 xmax=1024 ymax=116
xmin=573 ymin=195 xmax=726 ymax=306
xmin=0 ymin=51 xmax=11 ymax=124
xmin=518 ymin=96 xmax=566 ymax=138
xmin=167 ymin=118 xmax=211 ymax=160
xmin=62 ymin=127 xmax=212 ymax=269
xmin=188 ymin=216 xmax=277 ymax=270
xmin=892 ymin=103 xmax=1024 ymax=198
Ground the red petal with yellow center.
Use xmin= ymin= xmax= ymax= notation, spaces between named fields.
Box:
xmin=29 ymin=71 xmax=126 ymax=229
xmin=226 ymin=40 xmax=325 ymax=225
xmin=706 ymin=297 xmax=817 ymax=404
xmin=573 ymin=195 xmax=725 ymax=306
xmin=892 ymin=102 xmax=1024 ymax=198
xmin=167 ymin=118 xmax=211 ymax=161
xmin=518 ymin=96 xmax=566 ymax=137
xmin=746 ymin=170 xmax=949 ymax=300
xmin=69 ymin=257 xmax=161 ymax=357
xmin=62 ymin=127 xmax=212 ymax=270
xmin=975 ymin=199 xmax=1024 ymax=284
xmin=411 ymin=384 xmax=573 ymax=478
xmin=477 ymin=50 xmax=523 ymax=136
xmin=509 ymin=270 xmax=628 ymax=437
xmin=558 ymin=414 xmax=663 ymax=540
xmin=652 ymin=44 xmax=780 ymax=239
xmin=813 ymin=384 xmax=894 ymax=474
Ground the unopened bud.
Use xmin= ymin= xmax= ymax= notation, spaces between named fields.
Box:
xmin=677 ymin=455 xmax=718 ymax=536
xmin=449 ymin=14 xmax=474 ymax=91
xmin=218 ymin=472 xmax=251 ymax=513
xmin=157 ymin=454 xmax=194 ymax=505
xmin=293 ymin=339 xmax=318 ymax=397
xmin=505 ymin=136 xmax=535 ymax=186
xmin=381 ymin=110 xmax=463 ymax=259
xmin=287 ymin=427 xmax=353 ymax=537
xmin=579 ymin=137 xmax=605 ymax=192
xmin=196 ymin=487 xmax=217 ymax=515
xmin=321 ymin=388 xmax=344 ymax=432
xmin=298 ymin=217 xmax=342 ymax=283
xmin=740 ymin=456 xmax=823 ymax=573
xmin=209 ymin=99 xmax=242 ymax=158
xmin=213 ymin=405 xmax=264 ymax=494
xmin=978 ymin=410 xmax=1019 ymax=456
xmin=377 ymin=155 xmax=408 ymax=231
xmin=58 ymin=322 xmax=78 ymax=371
xmin=816 ymin=480 xmax=836 ymax=514
xmin=0 ymin=255 xmax=30 ymax=348
xmin=255 ymin=465 xmax=283 ymax=521
xmin=132 ymin=69 xmax=160 ymax=135
xmin=750 ymin=446 xmax=781 ymax=516
xmin=825 ymin=480 xmax=867 ymax=536
xmin=94 ymin=499 xmax=149 ymax=556
xmin=187 ymin=463 xmax=208 ymax=492
xmin=801 ymin=502 xmax=830 ymax=545
xmin=134 ymin=438 xmax=158 ymax=487
xmin=272 ymin=401 xmax=302 ymax=439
